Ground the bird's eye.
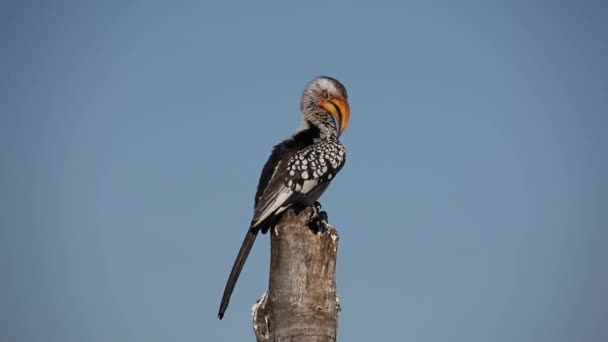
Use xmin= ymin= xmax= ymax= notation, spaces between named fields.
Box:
xmin=322 ymin=90 xmax=329 ymax=98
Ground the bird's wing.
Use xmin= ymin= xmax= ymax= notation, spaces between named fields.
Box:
xmin=251 ymin=142 xmax=346 ymax=229
xmin=250 ymin=162 xmax=300 ymax=228
xmin=253 ymin=144 xmax=287 ymax=208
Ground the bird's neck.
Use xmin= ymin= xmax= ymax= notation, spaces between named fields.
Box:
xmin=295 ymin=120 xmax=338 ymax=143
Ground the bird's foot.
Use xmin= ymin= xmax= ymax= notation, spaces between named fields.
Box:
xmin=309 ymin=202 xmax=330 ymax=233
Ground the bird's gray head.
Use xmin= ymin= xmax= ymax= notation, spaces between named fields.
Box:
xmin=300 ymin=76 xmax=350 ymax=136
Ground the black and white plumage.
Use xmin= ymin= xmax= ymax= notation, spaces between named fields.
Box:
xmin=218 ymin=76 xmax=350 ymax=319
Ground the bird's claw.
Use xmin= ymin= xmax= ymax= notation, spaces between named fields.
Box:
xmin=309 ymin=203 xmax=330 ymax=233
xmin=313 ymin=201 xmax=322 ymax=212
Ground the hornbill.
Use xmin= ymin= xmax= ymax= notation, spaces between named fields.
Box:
xmin=218 ymin=76 xmax=350 ymax=319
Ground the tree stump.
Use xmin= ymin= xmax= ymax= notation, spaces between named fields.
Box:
xmin=252 ymin=208 xmax=340 ymax=342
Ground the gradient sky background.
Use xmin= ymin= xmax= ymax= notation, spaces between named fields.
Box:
xmin=1 ymin=1 xmax=607 ymax=341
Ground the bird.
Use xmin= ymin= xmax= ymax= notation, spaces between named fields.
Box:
xmin=217 ymin=76 xmax=350 ymax=319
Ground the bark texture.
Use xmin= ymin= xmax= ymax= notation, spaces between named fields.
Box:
xmin=252 ymin=208 xmax=340 ymax=342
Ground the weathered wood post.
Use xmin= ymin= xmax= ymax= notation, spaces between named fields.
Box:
xmin=252 ymin=208 xmax=340 ymax=342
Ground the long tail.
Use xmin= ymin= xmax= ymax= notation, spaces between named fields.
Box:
xmin=218 ymin=229 xmax=258 ymax=319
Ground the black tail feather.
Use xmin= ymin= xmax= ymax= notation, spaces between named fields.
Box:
xmin=218 ymin=230 xmax=258 ymax=319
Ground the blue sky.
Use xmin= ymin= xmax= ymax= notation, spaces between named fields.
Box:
xmin=1 ymin=1 xmax=607 ymax=341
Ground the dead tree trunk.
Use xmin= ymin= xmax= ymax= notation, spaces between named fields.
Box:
xmin=252 ymin=208 xmax=340 ymax=342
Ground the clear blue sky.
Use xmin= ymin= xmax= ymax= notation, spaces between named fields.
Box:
xmin=1 ymin=1 xmax=607 ymax=341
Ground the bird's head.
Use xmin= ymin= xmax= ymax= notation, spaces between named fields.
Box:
xmin=301 ymin=76 xmax=350 ymax=136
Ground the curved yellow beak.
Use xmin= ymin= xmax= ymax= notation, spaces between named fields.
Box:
xmin=319 ymin=97 xmax=350 ymax=135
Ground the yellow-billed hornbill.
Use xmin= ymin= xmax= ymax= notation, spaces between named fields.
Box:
xmin=218 ymin=76 xmax=350 ymax=319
